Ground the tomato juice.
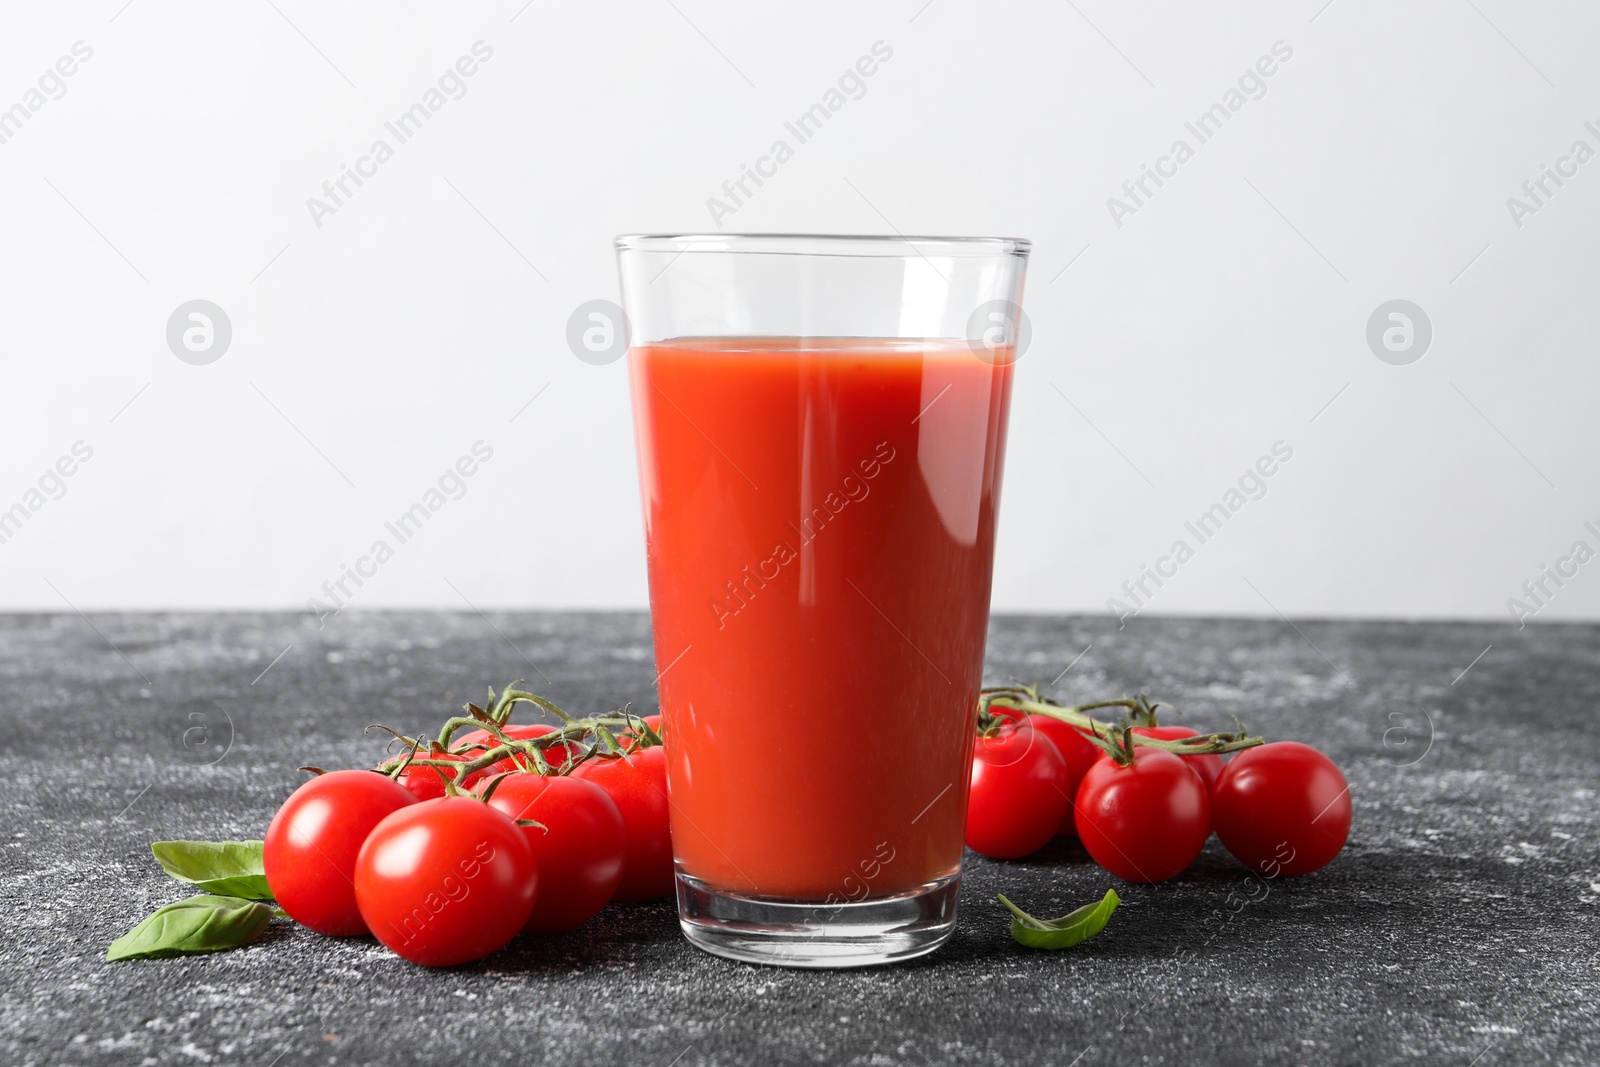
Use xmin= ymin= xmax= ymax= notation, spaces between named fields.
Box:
xmin=629 ymin=337 xmax=1013 ymax=900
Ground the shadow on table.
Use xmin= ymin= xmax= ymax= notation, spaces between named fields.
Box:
xmin=940 ymin=835 xmax=1535 ymax=968
xmin=459 ymin=838 xmax=1540 ymax=976
xmin=460 ymin=897 xmax=684 ymax=975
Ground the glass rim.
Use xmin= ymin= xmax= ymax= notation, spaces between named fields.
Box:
xmin=614 ymin=233 xmax=1030 ymax=258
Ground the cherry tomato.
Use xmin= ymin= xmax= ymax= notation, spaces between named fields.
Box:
xmin=965 ymin=723 xmax=1071 ymax=860
xmin=455 ymin=723 xmax=556 ymax=751
xmin=1092 ymin=724 xmax=1225 ymax=792
xmin=1022 ymin=713 xmax=1105 ymax=835
xmin=1133 ymin=725 xmax=1225 ymax=791
xmin=1211 ymin=742 xmax=1350 ymax=877
xmin=534 ymin=739 xmax=583 ymax=773
xmin=389 ymin=751 xmax=472 ymax=800
xmin=456 ymin=724 xmax=578 ymax=775
xmin=484 ymin=774 xmax=626 ymax=932
xmin=353 ymin=796 xmax=538 ymax=966
xmin=571 ymin=745 xmax=673 ymax=900
xmin=264 ymin=770 xmax=417 ymax=937
xmin=986 ymin=704 xmax=1026 ymax=726
xmin=1074 ymin=748 xmax=1210 ymax=883
xmin=619 ymin=713 xmax=663 ymax=751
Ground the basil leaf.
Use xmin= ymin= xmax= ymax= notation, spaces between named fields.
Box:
xmin=999 ymin=889 xmax=1121 ymax=949
xmin=106 ymin=894 xmax=276 ymax=961
xmin=150 ymin=840 xmax=272 ymax=900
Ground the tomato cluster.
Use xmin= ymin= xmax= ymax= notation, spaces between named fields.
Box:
xmin=260 ymin=677 xmax=1348 ymax=969
xmin=965 ymin=693 xmax=1351 ymax=884
xmin=263 ymin=690 xmax=672 ymax=967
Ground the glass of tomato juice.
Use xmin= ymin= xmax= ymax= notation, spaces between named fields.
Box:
xmin=615 ymin=234 xmax=1029 ymax=967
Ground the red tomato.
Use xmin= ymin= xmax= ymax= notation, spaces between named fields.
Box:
xmin=619 ymin=713 xmax=664 ymax=751
xmin=353 ymin=796 xmax=538 ymax=966
xmin=534 ymin=740 xmax=583 ymax=774
xmin=1092 ymin=724 xmax=1225 ymax=792
xmin=1211 ymin=742 xmax=1350 ymax=877
xmin=1023 ymin=714 xmax=1105 ymax=835
xmin=264 ymin=770 xmax=417 ymax=937
xmin=390 ymin=751 xmax=471 ymax=800
xmin=455 ymin=723 xmax=558 ymax=751
xmin=1133 ymin=725 xmax=1225 ymax=791
xmin=484 ymin=774 xmax=626 ymax=932
xmin=986 ymin=704 xmax=1026 ymax=726
xmin=456 ymin=724 xmax=579 ymax=776
xmin=964 ymin=723 xmax=1071 ymax=860
xmin=571 ymin=745 xmax=673 ymax=900
xmin=1074 ymin=748 xmax=1210 ymax=883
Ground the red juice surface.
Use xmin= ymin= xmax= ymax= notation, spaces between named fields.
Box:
xmin=630 ymin=337 xmax=1013 ymax=900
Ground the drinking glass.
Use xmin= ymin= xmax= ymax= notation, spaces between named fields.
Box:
xmin=616 ymin=233 xmax=1029 ymax=967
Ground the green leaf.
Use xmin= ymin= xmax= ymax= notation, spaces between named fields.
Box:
xmin=150 ymin=840 xmax=272 ymax=900
xmin=106 ymin=895 xmax=276 ymax=961
xmin=999 ymin=889 xmax=1121 ymax=950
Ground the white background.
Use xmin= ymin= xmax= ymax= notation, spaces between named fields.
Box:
xmin=1 ymin=0 xmax=1596 ymax=626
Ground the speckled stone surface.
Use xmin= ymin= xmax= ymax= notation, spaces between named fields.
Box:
xmin=1 ymin=611 xmax=1595 ymax=1066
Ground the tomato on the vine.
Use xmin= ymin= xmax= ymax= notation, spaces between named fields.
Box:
xmin=619 ymin=713 xmax=663 ymax=751
xmin=389 ymin=751 xmax=473 ymax=800
xmin=1132 ymin=724 xmax=1225 ymax=791
xmin=1211 ymin=741 xmax=1349 ymax=877
xmin=456 ymin=723 xmax=556 ymax=751
xmin=484 ymin=773 xmax=626 ymax=932
xmin=264 ymin=770 xmax=417 ymax=937
xmin=1075 ymin=748 xmax=1210 ymax=883
xmin=1090 ymin=724 xmax=1225 ymax=792
xmin=965 ymin=723 xmax=1071 ymax=860
xmin=1022 ymin=713 xmax=1104 ymax=835
xmin=353 ymin=796 xmax=537 ymax=967
xmin=986 ymin=704 xmax=1026 ymax=726
xmin=571 ymin=745 xmax=673 ymax=901
xmin=456 ymin=723 xmax=578 ymax=775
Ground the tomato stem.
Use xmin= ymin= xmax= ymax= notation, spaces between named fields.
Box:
xmin=375 ymin=693 xmax=663 ymax=786
xmin=978 ymin=686 xmax=1265 ymax=767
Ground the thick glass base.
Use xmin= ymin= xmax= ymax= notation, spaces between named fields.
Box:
xmin=676 ymin=871 xmax=960 ymax=969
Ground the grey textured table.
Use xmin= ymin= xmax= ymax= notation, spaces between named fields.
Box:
xmin=2 ymin=612 xmax=1596 ymax=1066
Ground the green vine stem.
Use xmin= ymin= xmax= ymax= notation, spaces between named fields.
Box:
xmin=371 ymin=678 xmax=1249 ymax=787
xmin=375 ymin=704 xmax=661 ymax=784
xmin=979 ymin=684 xmax=1264 ymax=766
